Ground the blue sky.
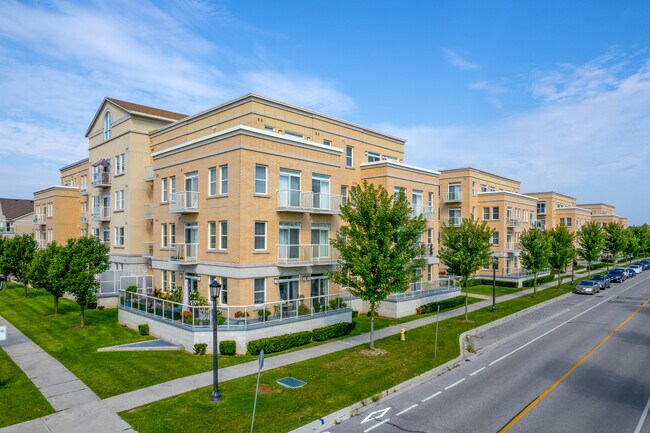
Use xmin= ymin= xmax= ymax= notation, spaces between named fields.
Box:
xmin=0 ymin=0 xmax=649 ymax=224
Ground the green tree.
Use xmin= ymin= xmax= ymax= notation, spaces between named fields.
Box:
xmin=438 ymin=218 xmax=493 ymax=320
xmin=59 ymin=237 xmax=109 ymax=327
xmin=0 ymin=234 xmax=37 ymax=297
xmin=330 ymin=182 xmax=426 ymax=350
xmin=547 ymin=225 xmax=575 ymax=289
xmin=520 ymin=228 xmax=551 ymax=296
xmin=633 ymin=224 xmax=650 ymax=257
xmin=604 ymin=222 xmax=627 ymax=268
xmin=623 ymin=228 xmax=640 ymax=265
xmin=577 ymin=222 xmax=604 ymax=276
xmin=28 ymin=242 xmax=64 ymax=314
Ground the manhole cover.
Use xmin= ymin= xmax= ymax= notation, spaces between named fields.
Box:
xmin=277 ymin=377 xmax=306 ymax=388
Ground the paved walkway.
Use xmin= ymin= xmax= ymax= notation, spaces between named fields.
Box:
xmin=1 ymin=270 xmax=589 ymax=432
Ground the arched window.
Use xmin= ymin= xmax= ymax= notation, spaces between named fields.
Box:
xmin=104 ymin=111 xmax=112 ymax=140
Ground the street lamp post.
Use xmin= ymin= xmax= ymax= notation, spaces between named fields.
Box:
xmin=209 ymin=279 xmax=222 ymax=402
xmin=491 ymin=257 xmax=497 ymax=312
xmin=0 ymin=275 xmax=5 ymax=292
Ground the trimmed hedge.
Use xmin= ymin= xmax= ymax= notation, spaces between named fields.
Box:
xmin=138 ymin=324 xmax=149 ymax=336
xmin=312 ymin=322 xmax=357 ymax=341
xmin=247 ymin=331 xmax=313 ymax=355
xmin=466 ymin=279 xmax=518 ymax=288
xmin=522 ymin=274 xmax=555 ymax=287
xmin=219 ymin=340 xmax=236 ymax=356
xmin=418 ymin=296 xmax=466 ymax=314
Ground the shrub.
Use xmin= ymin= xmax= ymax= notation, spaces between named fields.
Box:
xmin=258 ymin=309 xmax=272 ymax=320
xmin=466 ymin=279 xmax=518 ymax=288
xmin=351 ymin=310 xmax=359 ymax=318
xmin=126 ymin=285 xmax=138 ymax=293
xmin=298 ymin=303 xmax=311 ymax=316
xmin=522 ymin=274 xmax=555 ymax=287
xmin=312 ymin=322 xmax=357 ymax=341
xmin=217 ymin=313 xmax=226 ymax=325
xmin=418 ymin=296 xmax=466 ymax=314
xmin=328 ymin=297 xmax=347 ymax=310
xmin=247 ymin=331 xmax=313 ymax=355
xmin=219 ymin=340 xmax=236 ymax=356
xmin=138 ymin=324 xmax=149 ymax=336
xmin=194 ymin=343 xmax=207 ymax=355
xmin=98 ymin=305 xmax=105 ymax=311
xmin=168 ymin=285 xmax=182 ymax=303
xmin=234 ymin=310 xmax=250 ymax=318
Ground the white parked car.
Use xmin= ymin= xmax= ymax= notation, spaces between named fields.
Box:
xmin=630 ymin=265 xmax=643 ymax=275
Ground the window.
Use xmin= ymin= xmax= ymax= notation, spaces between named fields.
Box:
xmin=394 ymin=186 xmax=403 ymax=202
xmin=104 ymin=111 xmax=111 ymax=140
xmin=255 ymin=165 xmax=267 ymax=194
xmin=311 ymin=224 xmax=330 ymax=259
xmin=323 ymin=139 xmax=332 ymax=146
xmin=209 ymin=167 xmax=217 ymax=196
xmin=264 ymin=125 xmax=274 ymax=132
xmin=449 ymin=208 xmax=461 ymax=226
xmin=492 ymin=206 xmax=500 ymax=220
xmin=428 ymin=192 xmax=434 ymax=208
xmin=208 ymin=222 xmax=216 ymax=249
xmin=492 ymin=232 xmax=499 ymax=246
xmin=47 ymin=203 xmax=54 ymax=218
xmin=367 ymin=151 xmax=381 ymax=162
xmin=114 ymin=226 xmax=125 ymax=247
xmin=472 ymin=206 xmax=476 ymax=219
xmin=114 ymin=190 xmax=124 ymax=210
xmin=483 ymin=207 xmax=490 ymax=220
xmin=285 ymin=130 xmax=303 ymax=138
xmin=480 ymin=184 xmax=487 ymax=192
xmin=341 ymin=185 xmax=348 ymax=205
xmin=221 ymin=277 xmax=228 ymax=304
xmin=427 ymin=228 xmax=433 ymax=244
xmin=490 ymin=186 xmax=496 ymax=192
xmin=161 ymin=223 xmax=168 ymax=247
xmin=162 ymin=178 xmax=168 ymax=202
xmin=254 ymin=278 xmax=266 ymax=304
xmin=115 ymin=154 xmax=125 ymax=175
xmin=169 ymin=223 xmax=176 ymax=244
xmin=345 ymin=146 xmax=353 ymax=167
xmin=537 ymin=202 xmax=546 ymax=215
xmin=170 ymin=272 xmax=176 ymax=291
xmin=472 ymin=182 xmax=476 ymax=196
xmin=427 ymin=265 xmax=433 ymax=282
xmin=219 ymin=221 xmax=228 ymax=250
xmin=220 ymin=165 xmax=228 ymax=194
xmin=170 ymin=176 xmax=176 ymax=195
xmin=161 ymin=271 xmax=167 ymax=292
xmin=567 ymin=217 xmax=572 ymax=227
xmin=64 ymin=180 xmax=71 ymax=187
xmin=560 ymin=218 xmax=565 ymax=226
xmin=254 ymin=222 xmax=267 ymax=250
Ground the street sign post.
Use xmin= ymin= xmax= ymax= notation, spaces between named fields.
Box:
xmin=0 ymin=326 xmax=6 ymax=342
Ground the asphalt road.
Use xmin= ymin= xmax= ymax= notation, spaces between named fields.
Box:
xmin=321 ymin=271 xmax=650 ymax=433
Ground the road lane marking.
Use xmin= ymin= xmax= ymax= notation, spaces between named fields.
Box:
xmin=633 ymin=393 xmax=650 ymax=433
xmin=361 ymin=408 xmax=390 ymax=424
xmin=499 ymin=298 xmax=650 ymax=432
xmin=470 ymin=367 xmax=486 ymax=376
xmin=489 ymin=277 xmax=649 ymax=367
xmin=422 ymin=391 xmax=442 ymax=402
xmin=363 ymin=419 xmax=390 ymax=432
xmin=396 ymin=404 xmax=418 ymax=416
xmin=444 ymin=378 xmax=466 ymax=390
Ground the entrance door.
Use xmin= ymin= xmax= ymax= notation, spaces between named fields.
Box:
xmin=183 ymin=274 xmax=198 ymax=306
xmin=185 ymin=172 xmax=198 ymax=208
xmin=279 ymin=276 xmax=300 ymax=313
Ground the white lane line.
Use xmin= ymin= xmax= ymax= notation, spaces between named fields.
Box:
xmin=469 ymin=367 xmax=486 ymax=376
xmin=422 ymin=391 xmax=442 ymax=402
xmin=444 ymin=378 xmax=466 ymax=390
xmin=396 ymin=404 xmax=418 ymax=416
xmin=363 ymin=419 xmax=390 ymax=432
xmin=488 ymin=279 xmax=648 ymax=367
xmin=633 ymin=393 xmax=650 ymax=433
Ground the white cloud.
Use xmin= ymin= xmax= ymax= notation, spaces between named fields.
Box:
xmin=442 ymin=48 xmax=479 ymax=71
xmin=468 ymin=80 xmax=507 ymax=108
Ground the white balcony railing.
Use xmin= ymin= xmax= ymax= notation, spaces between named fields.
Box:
xmin=34 ymin=214 xmax=46 ymax=224
xmin=169 ymin=243 xmax=198 ymax=263
xmin=277 ymin=244 xmax=339 ymax=265
xmin=143 ymin=242 xmax=153 ymax=258
xmin=506 ymin=242 xmax=520 ymax=251
xmin=420 ymin=242 xmax=435 ymax=256
xmin=80 ymin=184 xmax=88 ymax=194
xmin=277 ymin=190 xmax=345 ymax=213
xmin=144 ymin=166 xmax=154 ymax=181
xmin=91 ymin=206 xmax=111 ymax=221
xmin=92 ymin=172 xmax=111 ymax=187
xmin=169 ymin=191 xmax=199 ymax=213
xmin=144 ymin=203 xmax=153 ymax=219
xmin=411 ymin=204 xmax=435 ymax=220
xmin=80 ymin=212 xmax=88 ymax=224
xmin=506 ymin=218 xmax=521 ymax=228
xmin=443 ymin=191 xmax=462 ymax=203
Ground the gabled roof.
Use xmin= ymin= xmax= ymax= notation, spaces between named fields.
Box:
xmin=85 ymin=97 xmax=187 ymax=137
xmin=0 ymin=198 xmax=35 ymax=220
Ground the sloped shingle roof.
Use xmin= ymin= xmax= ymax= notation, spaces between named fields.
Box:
xmin=106 ymin=98 xmax=187 ymax=121
xmin=0 ymin=198 xmax=34 ymax=220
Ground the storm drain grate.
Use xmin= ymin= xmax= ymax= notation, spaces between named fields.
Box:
xmin=276 ymin=377 xmax=306 ymax=389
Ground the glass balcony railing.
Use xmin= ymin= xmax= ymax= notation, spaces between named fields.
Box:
xmin=277 ymin=190 xmax=345 ymax=213
xmin=443 ymin=191 xmax=462 ymax=203
xmin=169 ymin=243 xmax=198 ymax=263
xmin=276 ymin=244 xmax=339 ymax=265
xmin=91 ymin=172 xmax=111 ymax=187
xmin=169 ymin=191 xmax=199 ymax=213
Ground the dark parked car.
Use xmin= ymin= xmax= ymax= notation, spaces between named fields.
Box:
xmin=574 ymin=280 xmax=600 ymax=295
xmin=591 ymin=275 xmax=610 ymax=289
xmin=607 ymin=269 xmax=626 ymax=283
xmin=628 ymin=267 xmax=637 ymax=277
xmin=640 ymin=260 xmax=650 ymax=271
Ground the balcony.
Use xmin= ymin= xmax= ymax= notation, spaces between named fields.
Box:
xmin=170 ymin=191 xmax=199 ymax=213
xmin=169 ymin=243 xmax=198 ymax=263
xmin=276 ymin=244 xmax=339 ymax=266
xmin=34 ymin=214 xmax=46 ymax=225
xmin=80 ymin=212 xmax=88 ymax=224
xmin=92 ymin=172 xmax=111 ymax=188
xmin=506 ymin=242 xmax=520 ymax=251
xmin=143 ymin=242 xmax=153 ymax=258
xmin=534 ymin=219 xmax=546 ymax=230
xmin=411 ymin=204 xmax=435 ymax=220
xmin=537 ymin=208 xmax=546 ymax=216
xmin=80 ymin=184 xmax=89 ymax=195
xmin=37 ymin=240 xmax=47 ymax=250
xmin=446 ymin=217 xmax=461 ymax=227
xmin=276 ymin=190 xmax=345 ymax=214
xmin=144 ymin=204 xmax=153 ymax=220
xmin=144 ymin=166 xmax=154 ymax=181
xmin=91 ymin=206 xmax=111 ymax=222
xmin=506 ymin=218 xmax=521 ymax=228
xmin=420 ymin=242 xmax=435 ymax=257
xmin=443 ymin=191 xmax=462 ymax=203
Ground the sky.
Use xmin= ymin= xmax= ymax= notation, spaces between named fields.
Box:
xmin=0 ymin=0 xmax=649 ymax=224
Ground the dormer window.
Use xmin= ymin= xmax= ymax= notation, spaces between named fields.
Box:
xmin=104 ymin=111 xmax=112 ymax=140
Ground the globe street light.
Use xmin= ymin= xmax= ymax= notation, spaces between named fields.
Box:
xmin=209 ymin=279 xmax=222 ymax=402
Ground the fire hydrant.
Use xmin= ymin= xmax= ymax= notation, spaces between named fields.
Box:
xmin=400 ymin=328 xmax=406 ymax=341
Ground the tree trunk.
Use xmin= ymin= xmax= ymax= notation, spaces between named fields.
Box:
xmin=80 ymin=304 xmax=85 ymax=328
xmin=557 ymin=269 xmax=562 ymax=289
xmin=533 ymin=273 xmax=538 ymax=297
xmin=24 ymin=283 xmax=28 ymax=298
xmin=369 ymin=302 xmax=375 ymax=350
xmin=587 ymin=263 xmax=591 ymax=277
xmin=464 ymin=282 xmax=469 ymax=321
xmin=54 ymin=296 xmax=59 ymax=315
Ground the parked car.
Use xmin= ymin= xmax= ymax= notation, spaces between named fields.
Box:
xmin=607 ymin=269 xmax=626 ymax=283
xmin=591 ymin=275 xmax=610 ymax=289
xmin=640 ymin=260 xmax=650 ymax=270
xmin=628 ymin=267 xmax=637 ymax=277
xmin=630 ymin=264 xmax=643 ymax=275
xmin=574 ymin=280 xmax=600 ymax=295
xmin=616 ymin=268 xmax=630 ymax=278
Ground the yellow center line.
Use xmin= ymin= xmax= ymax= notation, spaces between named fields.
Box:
xmin=499 ymin=298 xmax=650 ymax=433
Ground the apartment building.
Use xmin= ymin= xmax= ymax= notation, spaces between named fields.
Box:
xmin=440 ymin=168 xmax=538 ymax=276
xmin=0 ymin=198 xmax=34 ymax=238
xmin=577 ymin=203 xmax=629 ymax=228
xmin=526 ymin=192 xmax=592 ymax=234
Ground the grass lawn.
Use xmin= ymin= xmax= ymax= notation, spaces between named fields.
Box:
xmin=121 ymin=283 xmax=577 ymax=433
xmin=467 ymin=284 xmax=524 ymax=297
xmin=0 ymin=284 xmax=255 ymax=398
xmin=0 ymin=348 xmax=54 ymax=428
